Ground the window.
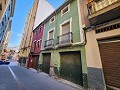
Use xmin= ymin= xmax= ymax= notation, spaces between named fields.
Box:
xmin=36 ymin=31 xmax=38 ymax=36
xmin=0 ymin=3 xmax=2 ymax=10
xmin=61 ymin=4 xmax=70 ymax=16
xmin=37 ymin=40 xmax=41 ymax=48
xmin=5 ymin=15 xmax=6 ymax=21
xmin=2 ymin=21 xmax=4 ymax=26
xmin=50 ymin=16 xmax=55 ymax=24
xmin=60 ymin=18 xmax=72 ymax=35
xmin=62 ymin=21 xmax=70 ymax=34
xmin=39 ymin=26 xmax=42 ymax=33
xmin=5 ymin=0 xmax=6 ymax=4
xmin=48 ymin=29 xmax=54 ymax=40
xmin=34 ymin=41 xmax=36 ymax=51
xmin=8 ymin=5 xmax=10 ymax=11
xmin=49 ymin=30 xmax=54 ymax=39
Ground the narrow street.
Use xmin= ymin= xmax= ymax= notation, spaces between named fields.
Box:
xmin=0 ymin=60 xmax=81 ymax=90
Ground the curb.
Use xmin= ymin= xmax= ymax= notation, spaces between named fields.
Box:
xmin=57 ymin=78 xmax=83 ymax=90
xmin=29 ymin=68 xmax=84 ymax=90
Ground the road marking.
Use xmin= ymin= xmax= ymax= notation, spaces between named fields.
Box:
xmin=8 ymin=66 xmax=25 ymax=90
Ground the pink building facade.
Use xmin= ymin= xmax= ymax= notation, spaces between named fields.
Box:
xmin=28 ymin=23 xmax=44 ymax=69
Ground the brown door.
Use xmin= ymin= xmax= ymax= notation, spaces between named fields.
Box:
xmin=32 ymin=56 xmax=39 ymax=69
xmin=42 ymin=53 xmax=51 ymax=74
xmin=99 ymin=41 xmax=120 ymax=89
xmin=60 ymin=51 xmax=83 ymax=85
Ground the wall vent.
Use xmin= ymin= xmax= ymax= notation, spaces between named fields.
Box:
xmin=96 ymin=23 xmax=120 ymax=34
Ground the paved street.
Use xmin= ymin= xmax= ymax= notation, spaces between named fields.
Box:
xmin=0 ymin=60 xmax=81 ymax=90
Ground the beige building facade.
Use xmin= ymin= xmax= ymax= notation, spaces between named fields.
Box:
xmin=82 ymin=0 xmax=120 ymax=89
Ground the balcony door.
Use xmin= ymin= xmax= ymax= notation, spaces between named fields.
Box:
xmin=60 ymin=21 xmax=70 ymax=44
xmin=47 ymin=30 xmax=54 ymax=46
xmin=62 ymin=21 xmax=70 ymax=34
xmin=49 ymin=30 xmax=54 ymax=39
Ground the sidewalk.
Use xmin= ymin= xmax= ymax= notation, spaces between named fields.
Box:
xmin=29 ymin=68 xmax=84 ymax=90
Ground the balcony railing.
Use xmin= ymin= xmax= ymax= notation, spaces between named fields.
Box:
xmin=57 ymin=32 xmax=73 ymax=47
xmin=87 ymin=0 xmax=119 ymax=15
xmin=44 ymin=39 xmax=54 ymax=49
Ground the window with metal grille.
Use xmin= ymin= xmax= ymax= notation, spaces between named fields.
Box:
xmin=96 ymin=23 xmax=120 ymax=34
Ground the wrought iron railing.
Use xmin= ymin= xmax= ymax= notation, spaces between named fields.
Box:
xmin=57 ymin=32 xmax=73 ymax=46
xmin=44 ymin=38 xmax=54 ymax=48
xmin=87 ymin=0 xmax=119 ymax=15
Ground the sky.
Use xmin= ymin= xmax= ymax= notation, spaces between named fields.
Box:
xmin=8 ymin=0 xmax=65 ymax=48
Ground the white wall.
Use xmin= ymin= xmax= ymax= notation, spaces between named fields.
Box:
xmin=33 ymin=0 xmax=54 ymax=29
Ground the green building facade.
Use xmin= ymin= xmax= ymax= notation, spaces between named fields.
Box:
xmin=39 ymin=0 xmax=87 ymax=87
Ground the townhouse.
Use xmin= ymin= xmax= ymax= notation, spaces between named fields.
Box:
xmin=28 ymin=23 xmax=44 ymax=69
xmin=82 ymin=0 xmax=120 ymax=89
xmin=39 ymin=0 xmax=87 ymax=87
xmin=0 ymin=0 xmax=15 ymax=53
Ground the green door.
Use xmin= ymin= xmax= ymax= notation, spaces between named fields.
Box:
xmin=42 ymin=53 xmax=51 ymax=74
xmin=60 ymin=51 xmax=83 ymax=85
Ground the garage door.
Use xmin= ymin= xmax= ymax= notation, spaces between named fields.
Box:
xmin=42 ymin=53 xmax=51 ymax=74
xmin=60 ymin=51 xmax=83 ymax=85
xmin=99 ymin=41 xmax=120 ymax=89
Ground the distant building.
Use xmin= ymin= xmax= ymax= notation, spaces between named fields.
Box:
xmin=19 ymin=0 xmax=54 ymax=67
xmin=0 ymin=0 xmax=16 ymax=54
xmin=19 ymin=0 xmax=39 ymax=66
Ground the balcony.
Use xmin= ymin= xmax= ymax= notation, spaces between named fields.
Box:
xmin=57 ymin=32 xmax=73 ymax=47
xmin=44 ymin=39 xmax=54 ymax=49
xmin=87 ymin=0 xmax=120 ymax=25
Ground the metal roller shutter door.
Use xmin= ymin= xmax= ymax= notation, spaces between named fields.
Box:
xmin=99 ymin=41 xmax=120 ymax=89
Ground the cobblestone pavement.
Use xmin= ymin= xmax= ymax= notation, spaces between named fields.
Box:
xmin=0 ymin=60 xmax=81 ymax=90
